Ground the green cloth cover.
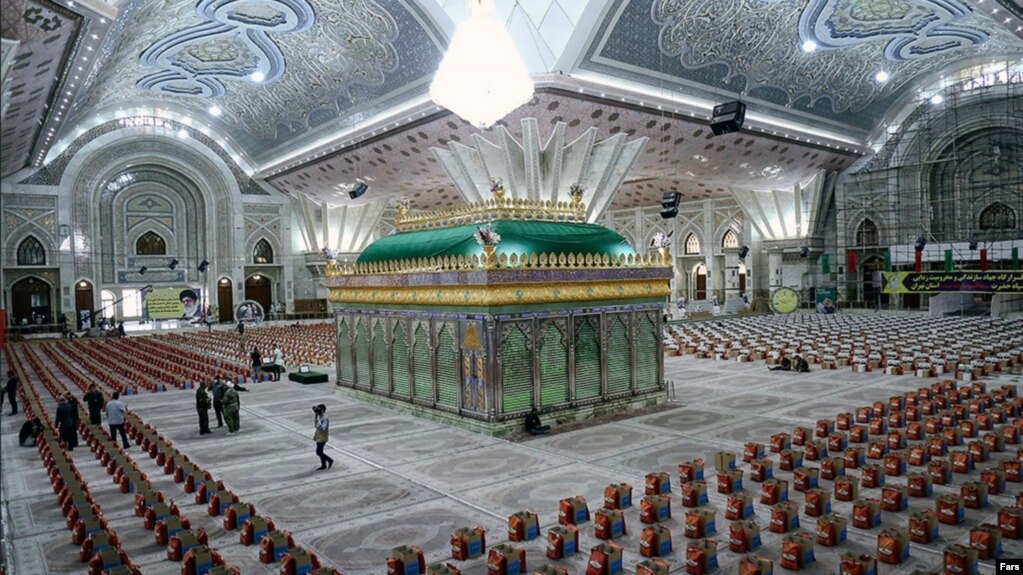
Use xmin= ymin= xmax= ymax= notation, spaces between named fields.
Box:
xmin=358 ymin=220 xmax=635 ymax=264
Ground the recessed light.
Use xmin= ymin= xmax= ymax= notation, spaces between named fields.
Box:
xmin=802 ymin=40 xmax=817 ymax=52
xmin=177 ymin=129 xmax=188 ymax=138
xmin=250 ymin=71 xmax=265 ymax=82
xmin=209 ymin=105 xmax=222 ymax=116
xmin=930 ymin=94 xmax=943 ymax=105
xmin=875 ymin=71 xmax=890 ymax=82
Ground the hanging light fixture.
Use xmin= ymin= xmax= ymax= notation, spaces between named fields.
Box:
xmin=429 ymin=0 xmax=533 ymax=129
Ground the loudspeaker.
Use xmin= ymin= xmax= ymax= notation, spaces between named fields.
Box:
xmin=914 ymin=237 xmax=926 ymax=252
xmin=710 ymin=101 xmax=746 ymax=136
xmin=168 ymin=259 xmax=179 ymax=270
xmin=738 ymin=245 xmax=749 ymax=259
xmin=968 ymin=239 xmax=978 ymax=251
xmin=349 ymin=182 xmax=368 ymax=199
xmin=139 ymin=266 xmax=148 ymax=275
xmin=197 ymin=260 xmax=209 ymax=273
xmin=800 ymin=246 xmax=809 ymax=258
xmin=660 ymin=190 xmax=680 ymax=219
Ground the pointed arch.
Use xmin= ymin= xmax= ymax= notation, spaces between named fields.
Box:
xmin=721 ymin=229 xmax=739 ymax=249
xmin=683 ymin=232 xmax=701 ymax=255
xmin=253 ymin=238 xmax=274 ymax=264
xmin=135 ymin=231 xmax=167 ymax=255
xmin=979 ymin=202 xmax=1016 ymax=230
xmin=855 ymin=218 xmax=879 ymax=247
xmin=16 ymin=235 xmax=46 ymax=265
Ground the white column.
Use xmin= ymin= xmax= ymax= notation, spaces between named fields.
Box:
xmin=769 ymin=251 xmax=783 ymax=293
xmin=724 ymin=249 xmax=740 ymax=301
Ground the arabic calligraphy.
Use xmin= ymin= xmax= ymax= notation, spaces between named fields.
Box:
xmin=883 ymin=271 xmax=1023 ymax=294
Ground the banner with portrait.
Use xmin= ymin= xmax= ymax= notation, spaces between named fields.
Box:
xmin=882 ymin=271 xmax=1023 ymax=294
xmin=144 ymin=287 xmax=202 ymax=320
xmin=234 ymin=300 xmax=264 ymax=324
xmin=815 ymin=286 xmax=837 ymax=314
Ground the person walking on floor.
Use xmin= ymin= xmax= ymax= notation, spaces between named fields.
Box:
xmin=210 ymin=378 xmax=227 ymax=428
xmin=55 ymin=394 xmax=79 ymax=450
xmin=222 ymin=383 xmax=241 ymax=433
xmin=250 ymin=347 xmax=263 ymax=383
xmin=83 ymin=383 xmax=104 ymax=425
xmin=105 ymin=391 xmax=130 ymax=449
xmin=312 ymin=404 xmax=334 ymax=470
xmin=196 ymin=380 xmax=212 ymax=435
xmin=3 ymin=370 xmax=19 ymax=415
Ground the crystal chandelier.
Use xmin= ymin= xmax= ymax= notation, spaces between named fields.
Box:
xmin=429 ymin=0 xmax=534 ymax=129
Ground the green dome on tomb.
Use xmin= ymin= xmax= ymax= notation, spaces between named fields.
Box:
xmin=358 ymin=220 xmax=635 ymax=264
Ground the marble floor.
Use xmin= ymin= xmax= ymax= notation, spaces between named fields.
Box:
xmin=1 ymin=352 xmax=1020 ymax=574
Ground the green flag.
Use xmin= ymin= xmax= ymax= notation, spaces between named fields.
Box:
xmin=821 ymin=254 xmax=831 ymax=274
xmin=945 ymin=249 xmax=953 ymax=272
xmin=883 ymin=250 xmax=892 ymax=272
xmin=1014 ymin=247 xmax=1020 ymax=270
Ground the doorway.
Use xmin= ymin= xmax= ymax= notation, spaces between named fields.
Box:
xmin=245 ymin=274 xmax=272 ymax=313
xmin=694 ymin=263 xmax=707 ymax=300
xmin=11 ymin=277 xmax=51 ymax=325
xmin=217 ymin=279 xmax=234 ymax=323
xmin=861 ymin=256 xmax=887 ymax=308
xmin=738 ymin=262 xmax=747 ymax=294
xmin=75 ymin=281 xmax=94 ymax=329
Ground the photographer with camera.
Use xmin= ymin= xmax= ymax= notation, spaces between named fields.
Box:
xmin=312 ymin=404 xmax=334 ymax=470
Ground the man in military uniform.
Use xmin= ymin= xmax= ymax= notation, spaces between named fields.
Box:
xmin=196 ymin=380 xmax=212 ymax=435
xmin=210 ymin=378 xmax=226 ymax=428
xmin=222 ymin=383 xmax=241 ymax=434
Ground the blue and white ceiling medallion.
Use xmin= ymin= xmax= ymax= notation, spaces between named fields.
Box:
xmin=136 ymin=0 xmax=315 ymax=99
xmin=799 ymin=0 xmax=988 ymax=61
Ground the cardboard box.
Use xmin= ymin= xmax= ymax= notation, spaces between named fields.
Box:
xmin=770 ymin=433 xmax=790 ymax=453
xmin=968 ymin=525 xmax=1002 ymax=559
xmin=997 ymin=507 xmax=1021 ymax=539
xmin=942 ymin=544 xmax=978 ymax=575
xmin=508 ymin=511 xmax=539 ymax=542
xmin=1003 ymin=458 xmax=1021 ymax=482
xmin=837 ymin=413 xmax=853 ymax=430
xmin=681 ymin=481 xmax=708 ymax=508
xmin=868 ymin=419 xmax=888 ymax=437
xmin=594 ymin=508 xmax=626 ymax=540
xmin=428 ymin=563 xmax=462 ymax=575
xmin=835 ymin=476 xmax=859 ymax=502
xmin=750 ymin=459 xmax=773 ymax=482
xmin=982 ymin=431 xmax=1004 ymax=453
xmin=639 ymin=495 xmax=671 ymax=524
xmin=779 ymin=449 xmax=802 ymax=471
xmin=738 ymin=555 xmax=772 ymax=575
xmin=679 ymin=460 xmax=704 ymax=483
xmin=960 ymin=482 xmax=988 ymax=509
xmin=792 ymin=427 xmax=812 ymax=446
xmin=816 ymin=514 xmax=848 ymax=547
xmin=760 ymin=478 xmax=788 ymax=505
xmin=929 ymin=460 xmax=952 ymax=485
xmin=716 ymin=469 xmax=743 ymax=494
xmin=907 ymin=472 xmax=933 ymax=498
xmin=877 ymin=529 xmax=910 ymax=564
xmin=951 ymin=451 xmax=973 ymax=474
xmin=558 ymin=497 xmax=589 ymax=526
xmin=852 ymin=498 xmax=882 ymax=529
xmin=850 ymin=425 xmax=869 ymax=444
xmin=769 ymin=502 xmax=799 ymax=533
xmin=840 ymin=553 xmax=877 ymax=575
xmin=451 ymin=527 xmax=486 ymax=560
xmin=684 ymin=509 xmax=716 ymax=538
xmin=804 ymin=440 xmax=827 ymax=462
xmin=881 ymin=485 xmax=907 ymax=512
xmin=885 ymin=453 xmax=907 ymax=476
xmin=936 ymin=494 xmax=964 ymax=525
xmin=889 ymin=411 xmax=906 ymax=429
xmin=390 ymin=546 xmax=426 ymax=575
xmin=684 ymin=539 xmax=717 ymax=575
xmin=636 ymin=559 xmax=669 ymax=575
xmin=908 ymin=511 xmax=939 ymax=544
xmin=867 ymin=441 xmax=887 ymax=460
xmin=603 ymin=483 xmax=632 ymax=510
xmin=585 ymin=543 xmax=623 ymax=575
xmin=714 ymin=452 xmax=736 ymax=473
xmin=828 ymin=432 xmax=848 ymax=453
xmin=981 ymin=467 xmax=1005 ymax=494
xmin=873 ymin=401 xmax=889 ymax=418
xmin=816 ymin=419 xmax=834 ymax=438
xmin=861 ymin=464 xmax=885 ymax=488
xmin=908 ymin=446 xmax=929 ymax=467
xmin=907 ymin=422 xmax=925 ymax=441
xmin=545 ymin=525 xmax=578 ymax=560
xmin=743 ymin=443 xmax=765 ymax=463
xmin=821 ymin=456 xmax=845 ymax=480
xmin=639 ymin=524 xmax=671 ymax=558
xmin=844 ymin=447 xmax=866 ymax=469
xmin=804 ymin=488 xmax=831 ymax=517
xmin=856 ymin=407 xmax=872 ymax=424
xmin=968 ymin=440 xmax=988 ymax=463
xmin=725 ymin=491 xmax=754 ymax=521
xmin=793 ymin=467 xmax=818 ymax=492
xmin=645 ymin=473 xmax=670 ymax=496
xmin=728 ymin=520 xmax=761 ymax=553
xmin=780 ymin=532 xmax=815 ymax=570
xmin=488 ymin=545 xmax=525 ymax=575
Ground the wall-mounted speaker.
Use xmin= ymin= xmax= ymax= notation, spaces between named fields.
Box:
xmin=738 ymin=245 xmax=749 ymax=259
xmin=349 ymin=182 xmax=368 ymax=199
xmin=710 ymin=101 xmax=746 ymax=136
xmin=660 ymin=190 xmax=680 ymax=219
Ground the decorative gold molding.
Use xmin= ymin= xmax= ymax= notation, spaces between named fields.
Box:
xmin=326 ymin=250 xmax=670 ymax=277
xmin=328 ymin=279 xmax=671 ymax=307
xmin=395 ymin=196 xmax=586 ymax=232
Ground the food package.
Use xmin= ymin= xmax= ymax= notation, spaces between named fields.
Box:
xmin=603 ymin=483 xmax=632 ymax=510
xmin=881 ymin=485 xmax=907 ymax=512
xmin=804 ymin=488 xmax=831 ymax=518
xmin=681 ymin=480 xmax=708 ymax=508
xmin=684 ymin=509 xmax=716 ymax=538
xmin=884 ymin=453 xmax=907 ymax=476
xmin=780 ymin=532 xmax=815 ymax=570
xmin=908 ymin=511 xmax=939 ymax=544
xmin=929 ymin=459 xmax=952 ymax=485
xmin=679 ymin=460 xmax=704 ymax=483
xmin=451 ymin=527 xmax=486 ymax=560
xmin=852 ymin=498 xmax=882 ymax=529
xmin=728 ymin=520 xmax=761 ymax=553
xmin=750 ymin=459 xmax=773 ymax=482
xmin=508 ymin=511 xmax=539 ymax=542
xmin=770 ymin=433 xmax=791 ymax=453
xmin=585 ymin=543 xmax=623 ymax=575
xmin=714 ymin=451 xmax=736 ymax=473
xmin=839 ymin=553 xmax=877 ymax=575
xmin=876 ymin=529 xmax=910 ymax=564
xmin=861 ymin=464 xmax=885 ymax=488
xmin=907 ymin=472 xmax=933 ymax=498
xmin=639 ymin=495 xmax=671 ymax=524
xmin=594 ymin=508 xmax=626 ymax=540
xmin=779 ymin=449 xmax=802 ymax=471
xmin=769 ymin=501 xmax=799 ymax=534
xmin=968 ymin=525 xmax=1002 ymax=560
xmin=738 ymin=555 xmax=772 ymax=575
xmin=793 ymin=467 xmax=818 ymax=492
xmin=558 ymin=496 xmax=589 ymax=526
xmin=936 ymin=494 xmax=964 ymax=525
xmin=834 ymin=476 xmax=859 ymax=502
xmin=820 ymin=456 xmax=845 ymax=481
xmin=960 ymin=482 xmax=988 ymax=509
xmin=638 ymin=524 xmax=671 ymax=558
xmin=760 ymin=478 xmax=788 ymax=506
xmin=816 ymin=513 xmax=848 ymax=547
xmin=684 ymin=539 xmax=717 ymax=575
xmin=645 ymin=473 xmax=670 ymax=496
xmin=545 ymin=525 xmax=578 ymax=560
xmin=942 ymin=544 xmax=978 ymax=575
xmin=725 ymin=491 xmax=754 ymax=521
xmin=716 ymin=469 xmax=743 ymax=495
xmin=488 ymin=545 xmax=526 ymax=575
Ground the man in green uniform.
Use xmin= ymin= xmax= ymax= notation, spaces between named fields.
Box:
xmin=196 ymin=380 xmax=212 ymax=435
xmin=222 ymin=383 xmax=241 ymax=433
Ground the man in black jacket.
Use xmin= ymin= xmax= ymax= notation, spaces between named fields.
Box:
xmin=3 ymin=370 xmax=18 ymax=415
xmin=82 ymin=384 xmax=105 ymax=425
xmin=196 ymin=381 xmax=212 ymax=435
xmin=210 ymin=378 xmax=227 ymax=428
xmin=55 ymin=394 xmax=79 ymax=450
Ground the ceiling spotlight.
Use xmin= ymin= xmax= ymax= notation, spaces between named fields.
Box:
xmin=930 ymin=94 xmax=943 ymax=105
xmin=875 ymin=71 xmax=890 ymax=82
xmin=197 ymin=260 xmax=209 ymax=273
xmin=250 ymin=71 xmax=265 ymax=83
xmin=168 ymin=258 xmax=179 ymax=270
xmin=138 ymin=266 xmax=147 ymax=275
xmin=209 ymin=105 xmax=222 ymax=116
xmin=801 ymin=40 xmax=817 ymax=53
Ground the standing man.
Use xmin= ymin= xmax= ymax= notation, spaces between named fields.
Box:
xmin=105 ymin=391 xmax=130 ymax=449
xmin=271 ymin=343 xmax=284 ymax=381
xmin=3 ymin=370 xmax=18 ymax=415
xmin=210 ymin=378 xmax=226 ymax=428
xmin=312 ymin=404 xmax=334 ymax=470
xmin=222 ymin=383 xmax=241 ymax=434
xmin=196 ymin=381 xmax=212 ymax=435
xmin=250 ymin=347 xmax=263 ymax=383
xmin=55 ymin=394 xmax=79 ymax=450
xmin=82 ymin=384 xmax=104 ymax=425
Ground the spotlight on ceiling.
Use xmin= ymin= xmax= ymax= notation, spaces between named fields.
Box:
xmin=801 ymin=40 xmax=817 ymax=53
xmin=738 ymin=245 xmax=749 ymax=259
xmin=168 ymin=258 xmax=179 ymax=270
xmin=197 ymin=259 xmax=209 ymax=273
xmin=138 ymin=266 xmax=148 ymax=275
xmin=177 ymin=128 xmax=188 ymax=138
xmin=249 ymin=71 xmax=265 ymax=83
xmin=930 ymin=94 xmax=944 ymax=105
xmin=659 ymin=190 xmax=680 ymax=219
xmin=875 ymin=70 xmax=890 ymax=83
xmin=800 ymin=246 xmax=809 ymax=258
xmin=349 ymin=182 xmax=369 ymax=200
xmin=208 ymin=105 xmax=222 ymax=116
